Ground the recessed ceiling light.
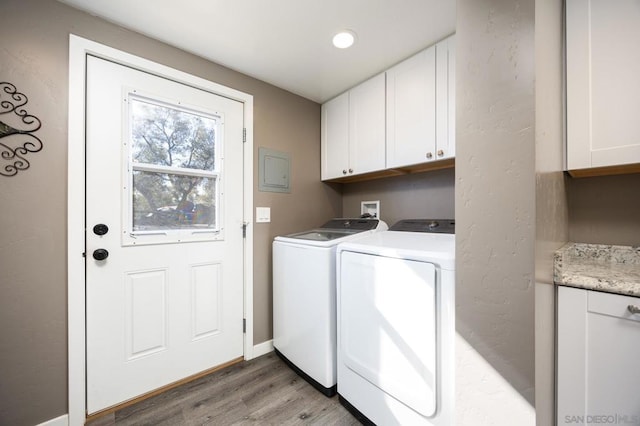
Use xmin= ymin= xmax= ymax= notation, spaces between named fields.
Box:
xmin=332 ymin=30 xmax=356 ymax=49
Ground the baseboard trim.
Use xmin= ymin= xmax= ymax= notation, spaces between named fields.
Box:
xmin=252 ymin=339 xmax=274 ymax=358
xmin=37 ymin=414 xmax=69 ymax=426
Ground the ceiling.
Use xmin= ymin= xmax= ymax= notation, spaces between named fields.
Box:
xmin=57 ymin=0 xmax=456 ymax=103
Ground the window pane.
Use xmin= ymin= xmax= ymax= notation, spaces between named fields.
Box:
xmin=132 ymin=170 xmax=217 ymax=231
xmin=130 ymin=98 xmax=217 ymax=171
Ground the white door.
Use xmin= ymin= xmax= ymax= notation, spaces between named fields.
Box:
xmin=85 ymin=56 xmax=245 ymax=414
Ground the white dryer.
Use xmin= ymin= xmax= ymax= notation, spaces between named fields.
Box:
xmin=273 ymin=218 xmax=388 ymax=396
xmin=336 ymin=219 xmax=455 ymax=425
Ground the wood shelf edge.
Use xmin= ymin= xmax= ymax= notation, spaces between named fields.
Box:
xmin=323 ymin=158 xmax=455 ymax=184
xmin=568 ymin=163 xmax=640 ymax=178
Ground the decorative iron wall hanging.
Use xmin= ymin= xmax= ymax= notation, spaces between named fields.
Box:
xmin=0 ymin=81 xmax=43 ymax=177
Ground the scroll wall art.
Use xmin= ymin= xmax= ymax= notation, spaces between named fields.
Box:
xmin=0 ymin=82 xmax=43 ymax=177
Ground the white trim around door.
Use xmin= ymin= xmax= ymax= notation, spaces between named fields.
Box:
xmin=67 ymin=34 xmax=254 ymax=426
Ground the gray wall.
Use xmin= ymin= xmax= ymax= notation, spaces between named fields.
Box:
xmin=534 ymin=0 xmax=569 ymax=424
xmin=455 ymin=0 xmax=536 ymax=422
xmin=3 ymin=0 xmax=639 ymax=425
xmin=341 ymin=169 xmax=455 ymax=224
xmin=567 ymin=174 xmax=640 ymax=245
xmin=0 ymin=0 xmax=340 ymax=424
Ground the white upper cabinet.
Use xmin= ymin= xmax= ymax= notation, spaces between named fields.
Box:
xmin=349 ymin=74 xmax=386 ymax=176
xmin=321 ymin=34 xmax=455 ymax=181
xmin=436 ymin=35 xmax=456 ymax=161
xmin=386 ymin=35 xmax=455 ymax=168
xmin=566 ymin=0 xmax=640 ymax=173
xmin=321 ymin=91 xmax=350 ymax=180
xmin=321 ymin=73 xmax=385 ymax=181
xmin=386 ymin=45 xmax=436 ymax=168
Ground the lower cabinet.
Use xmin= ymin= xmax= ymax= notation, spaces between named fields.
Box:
xmin=557 ymin=286 xmax=640 ymax=424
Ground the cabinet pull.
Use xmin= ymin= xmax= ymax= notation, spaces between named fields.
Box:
xmin=426 ymin=152 xmax=433 ymax=159
xmin=342 ymin=169 xmax=347 ymax=175
xmin=628 ymin=305 xmax=640 ymax=315
xmin=348 ymin=168 xmax=353 ymax=174
xmin=437 ymin=149 xmax=444 ymax=157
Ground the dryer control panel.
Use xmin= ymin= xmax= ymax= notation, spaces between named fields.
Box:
xmin=390 ymin=219 xmax=455 ymax=234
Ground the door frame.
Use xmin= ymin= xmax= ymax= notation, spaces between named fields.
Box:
xmin=67 ymin=34 xmax=254 ymax=425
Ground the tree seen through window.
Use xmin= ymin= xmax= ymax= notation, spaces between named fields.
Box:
xmin=130 ymin=98 xmax=219 ymax=230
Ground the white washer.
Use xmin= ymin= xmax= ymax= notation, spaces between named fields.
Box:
xmin=336 ymin=219 xmax=455 ymax=425
xmin=273 ymin=218 xmax=388 ymax=396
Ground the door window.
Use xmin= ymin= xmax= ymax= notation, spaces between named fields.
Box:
xmin=123 ymin=94 xmax=224 ymax=244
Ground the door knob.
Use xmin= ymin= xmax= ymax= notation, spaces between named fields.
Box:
xmin=93 ymin=224 xmax=109 ymax=235
xmin=93 ymin=249 xmax=109 ymax=261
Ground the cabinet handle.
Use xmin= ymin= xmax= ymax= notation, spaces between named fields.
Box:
xmin=342 ymin=169 xmax=347 ymax=175
xmin=628 ymin=305 xmax=640 ymax=315
xmin=348 ymin=168 xmax=353 ymax=174
xmin=437 ymin=149 xmax=444 ymax=157
xmin=426 ymin=152 xmax=433 ymax=159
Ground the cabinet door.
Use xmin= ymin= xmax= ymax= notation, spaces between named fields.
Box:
xmin=557 ymin=286 xmax=640 ymax=423
xmin=349 ymin=73 xmax=386 ymax=176
xmin=386 ymin=46 xmax=436 ymax=168
xmin=436 ymin=35 xmax=455 ymax=160
xmin=566 ymin=0 xmax=640 ymax=170
xmin=321 ymin=92 xmax=350 ymax=180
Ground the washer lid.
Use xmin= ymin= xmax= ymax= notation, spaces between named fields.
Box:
xmin=283 ymin=228 xmax=360 ymax=242
xmin=280 ymin=217 xmax=384 ymax=242
xmin=320 ymin=218 xmax=382 ymax=231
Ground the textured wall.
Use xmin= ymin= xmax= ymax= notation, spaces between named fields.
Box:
xmin=534 ymin=0 xmax=569 ymax=424
xmin=567 ymin=173 xmax=640 ymax=246
xmin=0 ymin=0 xmax=340 ymax=424
xmin=341 ymin=168 xmax=455 ymax=225
xmin=455 ymin=0 xmax=536 ymax=423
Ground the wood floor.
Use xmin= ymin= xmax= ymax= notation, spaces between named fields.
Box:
xmin=86 ymin=352 xmax=360 ymax=425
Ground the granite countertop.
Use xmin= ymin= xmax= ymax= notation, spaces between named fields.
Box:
xmin=554 ymin=243 xmax=640 ymax=297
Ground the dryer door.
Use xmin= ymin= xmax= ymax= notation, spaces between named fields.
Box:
xmin=339 ymin=251 xmax=438 ymax=417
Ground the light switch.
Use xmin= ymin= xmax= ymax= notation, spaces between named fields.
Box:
xmin=256 ymin=207 xmax=271 ymax=223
